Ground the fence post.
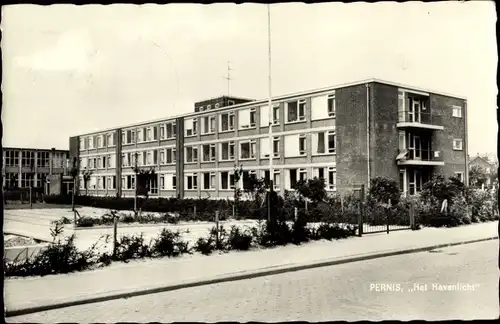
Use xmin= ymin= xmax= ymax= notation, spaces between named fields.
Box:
xmin=29 ymin=186 xmax=33 ymax=209
xmin=294 ymin=207 xmax=298 ymax=222
xmin=112 ymin=215 xmax=118 ymax=259
xmin=194 ymin=204 xmax=197 ymax=217
xmin=386 ymin=199 xmax=391 ymax=234
xmin=305 ymin=199 xmax=308 ymax=211
xmin=358 ymin=185 xmax=365 ymax=237
xmin=215 ymin=210 xmax=220 ymax=248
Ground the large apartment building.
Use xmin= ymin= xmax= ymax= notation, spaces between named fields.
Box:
xmin=2 ymin=147 xmax=70 ymax=194
xmin=69 ymin=78 xmax=468 ymax=199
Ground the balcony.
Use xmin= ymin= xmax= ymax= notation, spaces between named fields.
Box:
xmin=396 ymin=149 xmax=444 ymax=166
xmin=397 ymin=111 xmax=444 ymax=130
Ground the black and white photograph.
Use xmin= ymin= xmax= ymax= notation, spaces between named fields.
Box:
xmin=2 ymin=1 xmax=498 ymax=322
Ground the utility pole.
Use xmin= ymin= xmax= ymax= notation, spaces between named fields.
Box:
xmin=267 ymin=4 xmax=273 ymax=222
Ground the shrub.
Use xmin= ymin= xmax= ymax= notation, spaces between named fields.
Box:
xmin=310 ymin=223 xmax=357 ymax=240
xmin=226 ymin=226 xmax=254 ymax=251
xmin=150 ymin=229 xmax=190 ymax=257
xmin=114 ymin=234 xmax=152 ymax=262
xmin=193 ymin=237 xmax=216 ymax=255
xmin=76 ymin=216 xmax=97 ymax=227
xmin=257 ymin=220 xmax=293 ymax=247
xmin=369 ymin=177 xmax=400 ymax=205
xmin=291 ymin=213 xmax=311 ymax=244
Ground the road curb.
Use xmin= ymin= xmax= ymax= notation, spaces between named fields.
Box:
xmin=6 ymin=235 xmax=498 ymax=318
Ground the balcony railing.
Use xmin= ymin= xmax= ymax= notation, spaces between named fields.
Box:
xmin=397 ymin=111 xmax=444 ymax=127
xmin=397 ymin=149 xmax=444 ymax=163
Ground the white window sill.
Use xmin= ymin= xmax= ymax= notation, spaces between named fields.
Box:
xmin=285 ymin=120 xmax=306 ymax=125
xmin=201 ymin=160 xmax=216 ymax=163
xmin=452 ymin=115 xmax=462 ymax=118
xmin=219 ymin=129 xmax=235 ymax=134
xmin=201 ymin=132 xmax=216 ymax=136
xmin=312 ymin=116 xmax=335 ymax=122
xmin=239 ymin=157 xmax=256 ymax=161
xmin=220 ymin=159 xmax=235 ymax=162
xmin=160 ymin=137 xmax=176 ymax=141
xmin=261 ymin=155 xmax=280 ymax=159
xmin=201 ymin=188 xmax=216 ymax=191
xmin=238 ymin=126 xmax=257 ymax=131
xmin=312 ymin=152 xmax=336 ymax=157
xmin=123 ymin=143 xmax=134 ymax=146
xmin=185 ymin=161 xmax=198 ymax=164
xmin=185 ymin=189 xmax=199 ymax=191
xmin=185 ymin=134 xmax=197 ymax=138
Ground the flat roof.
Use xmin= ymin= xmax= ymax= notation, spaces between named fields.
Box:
xmin=75 ymin=78 xmax=467 ymax=137
xmin=3 ymin=146 xmax=69 ymax=153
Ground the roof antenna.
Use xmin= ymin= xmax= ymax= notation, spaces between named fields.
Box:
xmin=222 ymin=61 xmax=234 ymax=97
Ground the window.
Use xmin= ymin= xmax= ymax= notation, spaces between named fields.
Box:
xmin=453 ymin=139 xmax=463 ymax=151
xmin=5 ymin=150 xmax=19 ymax=167
xmin=299 ymin=168 xmax=307 ymax=182
xmin=261 ymin=137 xmax=280 ymax=158
xmin=314 ymin=131 xmax=336 ymax=154
xmin=137 ymin=128 xmax=144 ymax=142
xmin=202 ymin=115 xmax=216 ymax=134
xmin=220 ymin=171 xmax=235 ymax=190
xmin=160 ymin=124 xmax=166 ymax=139
xmin=220 ymin=112 xmax=235 ymax=132
xmin=107 ymin=133 xmax=114 ymax=146
xmin=88 ymin=136 xmax=94 ymax=149
xmin=240 ymin=140 xmax=256 ymax=159
xmin=215 ymin=103 xmax=220 ymax=109
xmin=327 ymin=168 xmax=337 ymax=190
xmin=36 ymin=151 xmax=50 ymax=168
xmin=21 ymin=151 xmax=35 ymax=168
xmin=96 ymin=136 xmax=101 ymax=148
xmin=287 ymin=99 xmax=306 ymax=122
xmin=289 ymin=169 xmax=298 ymax=189
xmin=273 ymin=105 xmax=280 ymax=125
xmin=454 ymin=172 xmax=464 ymax=182
xmin=164 ymin=148 xmax=176 ymax=164
xmin=299 ymin=134 xmax=307 ymax=156
xmin=80 ymin=138 xmax=86 ymax=150
xmin=202 ymin=144 xmax=216 ymax=162
xmin=35 ymin=173 xmax=48 ymax=188
xmin=220 ymin=141 xmax=235 ymax=161
xmin=452 ymin=105 xmax=462 ymax=118
xmin=20 ymin=173 xmax=34 ymax=188
xmin=124 ymin=175 xmax=135 ymax=190
xmin=172 ymin=175 xmax=177 ymax=190
xmin=185 ymin=146 xmax=198 ymax=163
xmin=160 ymin=175 xmax=165 ymax=190
xmin=228 ymin=100 xmax=235 ymax=105
xmin=146 ymin=127 xmax=153 ymax=141
xmin=185 ymin=118 xmax=197 ymax=137
xmin=203 ymin=172 xmax=216 ymax=189
xmin=166 ymin=122 xmax=176 ymax=139
xmin=146 ymin=151 xmax=153 ymax=165
xmin=186 ymin=174 xmax=198 ymax=190
xmin=328 ymin=94 xmax=336 ymax=117
xmin=207 ymin=105 xmax=212 ymax=110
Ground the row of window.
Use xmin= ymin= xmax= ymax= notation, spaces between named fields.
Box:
xmin=3 ymin=173 xmax=48 ymax=188
xmin=80 ymin=133 xmax=115 ymax=150
xmin=185 ymin=95 xmax=336 ymax=137
xmin=121 ymin=122 xmax=177 ymax=145
xmin=3 ymin=151 xmax=61 ymax=168
xmin=80 ymin=168 xmax=337 ymax=193
xmin=81 ymin=154 xmax=116 ymax=169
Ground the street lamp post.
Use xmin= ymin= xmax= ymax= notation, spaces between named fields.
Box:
xmin=267 ymin=4 xmax=273 ymax=222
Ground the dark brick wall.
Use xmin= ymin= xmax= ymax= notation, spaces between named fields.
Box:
xmin=335 ymin=83 xmax=369 ymax=194
xmin=369 ymin=82 xmax=400 ymax=182
xmin=429 ymin=94 xmax=467 ymax=178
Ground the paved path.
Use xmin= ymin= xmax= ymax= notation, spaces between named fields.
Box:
xmin=7 ymin=240 xmax=498 ymax=322
xmin=4 ymin=221 xmax=498 ymax=314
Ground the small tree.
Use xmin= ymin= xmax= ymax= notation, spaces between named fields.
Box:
xmin=469 ymin=165 xmax=488 ymax=187
xmin=369 ymin=177 xmax=400 ymax=205
xmin=82 ymin=168 xmax=93 ymax=196
xmin=244 ymin=174 xmax=267 ymax=205
xmin=293 ymin=177 xmax=327 ymax=204
xmin=70 ymin=157 xmax=79 ymax=211
xmin=232 ymin=165 xmax=244 ymax=217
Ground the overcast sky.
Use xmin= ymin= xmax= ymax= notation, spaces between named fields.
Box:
xmin=1 ymin=2 xmax=497 ymax=156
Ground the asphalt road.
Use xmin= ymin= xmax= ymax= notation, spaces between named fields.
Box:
xmin=7 ymin=240 xmax=499 ymax=322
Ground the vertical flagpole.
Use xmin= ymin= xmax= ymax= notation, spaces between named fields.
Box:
xmin=267 ymin=4 xmax=273 ymax=222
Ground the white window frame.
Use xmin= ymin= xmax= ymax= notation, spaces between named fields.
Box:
xmin=452 ymin=105 xmax=462 ymax=118
xmin=202 ymin=115 xmax=217 ymax=134
xmin=327 ymin=94 xmax=336 ymax=117
xmin=286 ymin=99 xmax=307 ymax=123
xmin=186 ymin=174 xmax=198 ymax=190
xmin=220 ymin=112 xmax=235 ymax=132
xmin=220 ymin=141 xmax=235 ymax=161
xmin=327 ymin=167 xmax=336 ymax=191
xmin=185 ymin=119 xmax=197 ymax=137
xmin=88 ymin=136 xmax=94 ymax=149
xmin=166 ymin=122 xmax=176 ymax=139
xmin=299 ymin=134 xmax=307 ymax=156
xmin=453 ymin=138 xmax=463 ymax=151
xmin=185 ymin=146 xmax=198 ymax=163
xmin=202 ymin=144 xmax=216 ymax=162
xmin=239 ymin=140 xmax=256 ymax=160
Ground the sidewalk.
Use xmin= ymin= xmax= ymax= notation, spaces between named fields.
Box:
xmin=5 ymin=221 xmax=498 ymax=315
